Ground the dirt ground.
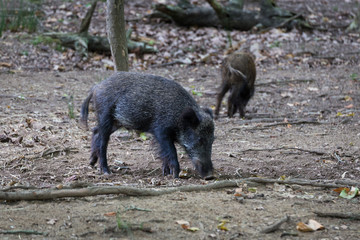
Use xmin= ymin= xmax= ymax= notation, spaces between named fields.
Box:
xmin=0 ymin=63 xmax=359 ymax=239
xmin=1 ymin=0 xmax=360 ymax=239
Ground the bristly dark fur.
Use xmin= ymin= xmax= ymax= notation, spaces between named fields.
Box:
xmin=80 ymin=71 xmax=215 ymax=179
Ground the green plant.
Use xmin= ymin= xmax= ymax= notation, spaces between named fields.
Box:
xmin=270 ymin=41 xmax=281 ymax=48
xmin=116 ymin=211 xmax=133 ymax=238
xmin=190 ymin=86 xmax=203 ymax=97
xmin=350 ymin=73 xmax=359 ymax=81
xmin=0 ymin=0 xmax=40 ymax=36
xmin=63 ymin=93 xmax=75 ymax=119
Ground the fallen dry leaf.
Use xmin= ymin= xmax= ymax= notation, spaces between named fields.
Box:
xmin=176 ymin=220 xmax=190 ymax=230
xmin=297 ymin=219 xmax=324 ymax=232
xmin=0 ymin=62 xmax=12 ymax=68
xmin=179 ymin=169 xmax=190 ymax=179
xmin=187 ymin=227 xmax=200 ymax=232
xmin=104 ymin=212 xmax=117 ymax=217
xmin=46 ymin=219 xmax=58 ymax=225
xmin=217 ymin=219 xmax=230 ymax=231
xmin=307 ymin=219 xmax=325 ymax=230
xmin=234 ymin=187 xmax=243 ymax=197
xmin=344 ymin=95 xmax=352 ymax=101
xmin=333 ymin=187 xmax=350 ymax=194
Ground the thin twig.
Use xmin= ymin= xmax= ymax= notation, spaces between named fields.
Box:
xmin=256 ymin=78 xmax=315 ymax=86
xmin=124 ymin=205 xmax=152 ymax=212
xmin=231 ymin=119 xmax=322 ymax=131
xmin=225 ymin=147 xmax=327 ymax=156
xmin=314 ymin=212 xmax=360 ymax=221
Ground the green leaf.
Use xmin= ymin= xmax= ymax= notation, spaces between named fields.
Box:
xmin=187 ymin=227 xmax=200 ymax=232
xmin=140 ymin=132 xmax=147 ymax=141
xmin=248 ymin=187 xmax=257 ymax=193
xmin=339 ymin=187 xmax=358 ymax=199
xmin=191 ymin=90 xmax=203 ymax=97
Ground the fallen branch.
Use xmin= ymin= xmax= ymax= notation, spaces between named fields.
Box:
xmin=314 ymin=212 xmax=360 ymax=221
xmin=0 ymin=230 xmax=45 ymax=235
xmin=0 ymin=178 xmax=354 ymax=201
xmin=261 ymin=215 xmax=290 ymax=233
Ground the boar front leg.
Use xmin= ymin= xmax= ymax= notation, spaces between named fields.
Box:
xmin=155 ymin=130 xmax=180 ymax=178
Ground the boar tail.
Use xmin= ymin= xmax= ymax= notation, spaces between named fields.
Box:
xmin=80 ymin=89 xmax=94 ymax=130
xmin=228 ymin=64 xmax=247 ymax=80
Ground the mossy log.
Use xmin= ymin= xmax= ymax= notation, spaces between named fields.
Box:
xmin=44 ymin=32 xmax=157 ymax=56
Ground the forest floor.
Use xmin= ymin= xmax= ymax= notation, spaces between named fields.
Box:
xmin=0 ymin=0 xmax=360 ymax=239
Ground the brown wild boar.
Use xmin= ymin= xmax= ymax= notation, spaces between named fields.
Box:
xmin=215 ymin=52 xmax=256 ymax=118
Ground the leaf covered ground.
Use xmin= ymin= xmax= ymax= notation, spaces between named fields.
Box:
xmin=0 ymin=0 xmax=360 ymax=239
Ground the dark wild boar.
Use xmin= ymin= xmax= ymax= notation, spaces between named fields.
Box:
xmin=215 ymin=52 xmax=256 ymax=118
xmin=80 ymin=72 xmax=215 ymax=179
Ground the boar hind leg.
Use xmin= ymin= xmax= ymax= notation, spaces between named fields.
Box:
xmin=90 ymin=126 xmax=100 ymax=166
xmin=238 ymin=98 xmax=249 ymax=118
xmin=215 ymin=83 xmax=230 ymax=118
xmin=238 ymin=86 xmax=254 ymax=118
xmin=155 ymin=131 xmax=180 ymax=178
xmin=227 ymin=89 xmax=238 ymax=118
xmin=90 ymin=125 xmax=118 ymax=168
xmin=96 ymin=115 xmax=119 ymax=174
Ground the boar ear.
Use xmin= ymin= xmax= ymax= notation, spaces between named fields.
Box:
xmin=182 ymin=108 xmax=200 ymax=129
xmin=203 ymin=107 xmax=214 ymax=119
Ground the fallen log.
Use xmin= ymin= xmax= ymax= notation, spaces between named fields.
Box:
xmin=152 ymin=0 xmax=310 ymax=31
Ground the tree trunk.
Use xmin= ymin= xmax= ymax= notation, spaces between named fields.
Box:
xmin=79 ymin=0 xmax=98 ymax=34
xmin=106 ymin=0 xmax=128 ymax=71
